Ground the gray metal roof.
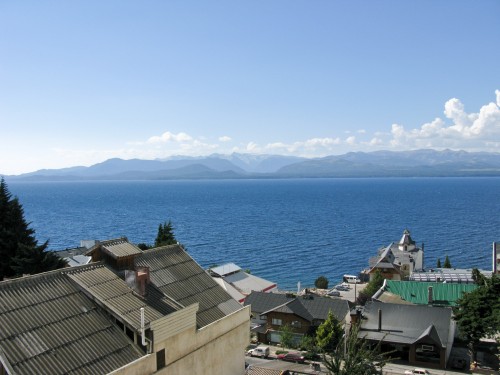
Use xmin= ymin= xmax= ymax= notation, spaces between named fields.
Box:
xmin=135 ymin=245 xmax=243 ymax=328
xmin=0 ymin=270 xmax=144 ymax=375
xmin=359 ymin=300 xmax=452 ymax=347
xmin=100 ymin=238 xmax=142 ymax=259
xmin=209 ymin=263 xmax=241 ymax=276
xmin=66 ymin=264 xmax=172 ymax=329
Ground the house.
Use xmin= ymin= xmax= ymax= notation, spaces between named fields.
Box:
xmin=0 ymin=240 xmax=250 ymax=375
xmin=244 ymin=291 xmax=349 ymax=345
xmin=209 ymin=263 xmax=277 ymax=302
xmin=494 ymin=242 xmax=500 ymax=274
xmin=373 ymin=280 xmax=477 ymax=307
xmin=365 ymin=229 xmax=425 ymax=281
xmin=355 ymin=300 xmax=455 ymax=369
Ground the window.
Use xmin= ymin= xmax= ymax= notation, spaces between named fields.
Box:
xmin=272 ymin=318 xmax=282 ymax=326
xmin=156 ymin=349 xmax=166 ymax=370
xmin=291 ymin=320 xmax=301 ymax=328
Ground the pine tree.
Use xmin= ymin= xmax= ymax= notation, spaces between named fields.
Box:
xmin=0 ymin=178 xmax=66 ymax=280
xmin=436 ymin=258 xmax=442 ymax=268
xmin=443 ymin=255 xmax=452 ymax=268
xmin=316 ymin=311 xmax=343 ymax=353
xmin=154 ymin=220 xmax=177 ymax=247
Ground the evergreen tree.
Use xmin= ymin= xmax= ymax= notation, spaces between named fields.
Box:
xmin=279 ymin=323 xmax=295 ymax=349
xmin=443 ymin=255 xmax=452 ymax=268
xmin=357 ymin=270 xmax=384 ymax=305
xmin=0 ymin=178 xmax=66 ymax=280
xmin=436 ymin=258 xmax=442 ymax=268
xmin=315 ymin=275 xmax=329 ymax=289
xmin=154 ymin=220 xmax=177 ymax=247
xmin=316 ymin=311 xmax=343 ymax=353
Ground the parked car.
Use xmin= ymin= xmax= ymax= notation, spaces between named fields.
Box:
xmin=327 ymin=290 xmax=341 ymax=297
xmin=335 ymin=285 xmax=349 ymax=291
xmin=246 ymin=346 xmax=270 ymax=358
xmin=277 ymin=352 xmax=306 ymax=363
xmin=404 ymin=369 xmax=431 ymax=375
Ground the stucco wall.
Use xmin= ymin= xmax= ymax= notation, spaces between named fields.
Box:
xmin=157 ymin=306 xmax=250 ymax=375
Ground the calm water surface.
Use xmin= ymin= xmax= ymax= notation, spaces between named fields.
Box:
xmin=8 ymin=178 xmax=500 ymax=290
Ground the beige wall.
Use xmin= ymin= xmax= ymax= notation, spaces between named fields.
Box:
xmin=157 ymin=306 xmax=250 ymax=375
xmin=110 ymin=304 xmax=250 ymax=375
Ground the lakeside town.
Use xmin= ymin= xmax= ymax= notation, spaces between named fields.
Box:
xmin=1 ymin=195 xmax=499 ymax=375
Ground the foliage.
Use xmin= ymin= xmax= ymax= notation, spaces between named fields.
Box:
xmin=436 ymin=258 xmax=442 ymax=268
xmin=316 ymin=311 xmax=344 ymax=353
xmin=279 ymin=324 xmax=295 ymax=349
xmin=454 ymin=272 xmax=500 ymax=362
xmin=357 ymin=270 xmax=384 ymax=305
xmin=443 ymin=255 xmax=452 ymax=268
xmin=300 ymin=335 xmax=320 ymax=360
xmin=154 ymin=220 xmax=177 ymax=247
xmin=315 ymin=275 xmax=329 ymax=289
xmin=0 ymin=178 xmax=66 ymax=280
xmin=322 ymin=323 xmax=391 ymax=375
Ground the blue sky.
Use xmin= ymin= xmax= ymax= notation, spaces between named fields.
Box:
xmin=1 ymin=1 xmax=499 ymax=175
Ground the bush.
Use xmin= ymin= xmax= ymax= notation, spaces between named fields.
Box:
xmin=315 ymin=276 xmax=329 ymax=289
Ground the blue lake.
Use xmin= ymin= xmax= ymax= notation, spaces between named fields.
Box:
xmin=7 ymin=177 xmax=500 ymax=290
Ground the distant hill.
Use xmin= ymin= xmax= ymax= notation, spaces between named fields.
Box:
xmin=6 ymin=150 xmax=500 ymax=181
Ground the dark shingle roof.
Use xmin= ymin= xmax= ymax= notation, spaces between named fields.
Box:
xmin=135 ymin=245 xmax=242 ymax=327
xmin=244 ymin=291 xmax=291 ymax=314
xmin=246 ymin=292 xmax=349 ymax=323
xmin=0 ymin=270 xmax=144 ymax=375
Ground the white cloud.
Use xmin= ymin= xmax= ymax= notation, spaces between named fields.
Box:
xmin=345 ymin=136 xmax=356 ymax=145
xmin=219 ymin=136 xmax=232 ymax=142
xmin=388 ymin=90 xmax=500 ymax=151
xmin=146 ymin=131 xmax=193 ymax=144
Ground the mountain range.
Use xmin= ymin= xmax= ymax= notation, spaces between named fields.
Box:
xmin=6 ymin=150 xmax=500 ymax=181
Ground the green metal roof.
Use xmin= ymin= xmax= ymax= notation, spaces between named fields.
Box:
xmin=385 ymin=280 xmax=477 ymax=306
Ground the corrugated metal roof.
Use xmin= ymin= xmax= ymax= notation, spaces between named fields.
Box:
xmin=66 ymin=265 xmax=167 ymax=329
xmin=136 ymin=245 xmax=243 ymax=327
xmin=0 ymin=270 xmax=144 ymax=375
xmin=384 ymin=280 xmax=477 ymax=306
xmin=100 ymin=238 xmax=142 ymax=259
xmin=223 ymin=271 xmax=276 ymax=295
xmin=209 ymin=263 xmax=241 ymax=276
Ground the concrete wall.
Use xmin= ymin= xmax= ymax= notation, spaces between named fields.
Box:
xmin=155 ymin=305 xmax=250 ymax=375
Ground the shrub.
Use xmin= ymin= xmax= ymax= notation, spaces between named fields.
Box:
xmin=315 ymin=275 xmax=329 ymax=289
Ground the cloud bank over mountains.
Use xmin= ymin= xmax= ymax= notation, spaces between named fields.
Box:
xmin=133 ymin=90 xmax=500 ymax=159
xmin=4 ymin=90 xmax=500 ymax=175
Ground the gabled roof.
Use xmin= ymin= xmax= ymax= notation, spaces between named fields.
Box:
xmin=223 ymin=270 xmax=277 ymax=295
xmin=380 ymin=280 xmax=477 ymax=306
xmin=247 ymin=292 xmax=349 ymax=323
xmin=0 ymin=269 xmax=144 ymax=375
xmin=135 ymin=245 xmax=242 ymax=328
xmin=359 ymin=300 xmax=452 ymax=347
xmin=66 ymin=264 xmax=177 ymax=329
xmin=213 ymin=277 xmax=246 ymax=303
xmin=244 ymin=291 xmax=291 ymax=314
xmin=88 ymin=237 xmax=142 ymax=259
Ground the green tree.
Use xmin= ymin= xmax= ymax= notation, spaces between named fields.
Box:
xmin=357 ymin=270 xmax=384 ymax=305
xmin=315 ymin=275 xmax=329 ymax=289
xmin=154 ymin=220 xmax=177 ymax=247
xmin=322 ymin=323 xmax=390 ymax=375
xmin=454 ymin=273 xmax=500 ymax=363
xmin=316 ymin=311 xmax=344 ymax=353
xmin=443 ymin=255 xmax=452 ymax=268
xmin=436 ymin=258 xmax=442 ymax=268
xmin=279 ymin=324 xmax=295 ymax=349
xmin=0 ymin=178 xmax=66 ymax=280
